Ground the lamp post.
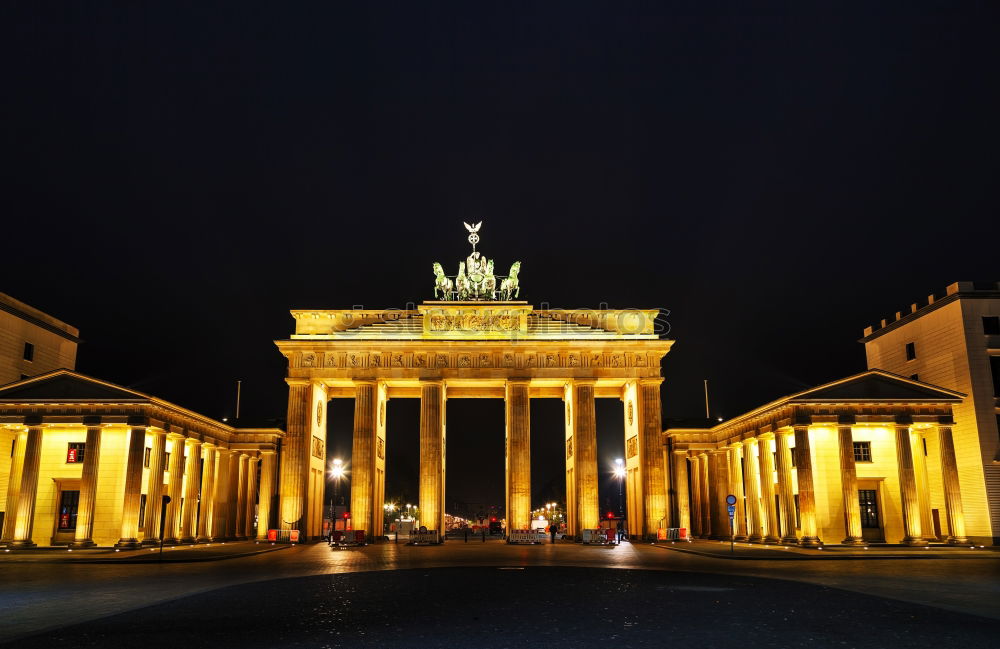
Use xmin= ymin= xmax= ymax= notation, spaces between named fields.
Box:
xmin=614 ymin=458 xmax=625 ymax=518
xmin=329 ymin=458 xmax=344 ymax=534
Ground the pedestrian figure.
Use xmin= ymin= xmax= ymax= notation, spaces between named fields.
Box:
xmin=616 ymin=519 xmax=624 ymax=543
xmin=482 ymin=526 xmax=486 ymax=543
xmin=550 ymin=523 xmax=557 ymax=544
xmin=464 ymin=525 xmax=469 ymax=543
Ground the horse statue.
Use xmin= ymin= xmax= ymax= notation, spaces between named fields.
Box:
xmin=464 ymin=251 xmax=487 ymax=299
xmin=500 ymin=261 xmax=521 ymax=300
xmin=432 ymin=262 xmax=453 ymax=299
xmin=455 ymin=262 xmax=469 ymax=300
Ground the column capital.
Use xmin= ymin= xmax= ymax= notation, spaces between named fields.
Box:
xmin=147 ymin=428 xmax=166 ymax=437
xmin=728 ymin=440 xmax=743 ymax=448
xmin=673 ymin=448 xmax=690 ymax=455
xmin=353 ymin=378 xmax=378 ymax=387
xmin=638 ymin=378 xmax=663 ymax=387
xmin=757 ymin=431 xmax=775 ymax=440
xmin=286 ymin=378 xmax=312 ymax=387
xmin=185 ymin=437 xmax=203 ymax=447
xmin=259 ymin=449 xmax=277 ymax=456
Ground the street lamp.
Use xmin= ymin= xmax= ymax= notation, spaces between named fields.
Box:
xmin=613 ymin=458 xmax=625 ymax=517
xmin=329 ymin=459 xmax=345 ymax=534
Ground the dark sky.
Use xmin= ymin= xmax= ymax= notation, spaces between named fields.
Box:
xmin=4 ymin=2 xmax=997 ymax=515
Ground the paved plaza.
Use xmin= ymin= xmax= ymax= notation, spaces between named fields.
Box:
xmin=1 ymin=540 xmax=998 ymax=647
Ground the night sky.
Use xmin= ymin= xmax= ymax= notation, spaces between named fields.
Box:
xmin=4 ymin=3 xmax=997 ymax=516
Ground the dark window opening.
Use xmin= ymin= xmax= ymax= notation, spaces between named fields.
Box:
xmin=20 ymin=374 xmax=29 ymax=381
xmin=983 ymin=316 xmax=1000 ymax=335
xmin=58 ymin=490 xmax=80 ymax=530
xmin=853 ymin=441 xmax=872 ymax=463
xmin=23 ymin=342 xmax=34 ymax=361
xmin=164 ymin=452 xmax=170 ymax=472
xmin=67 ymin=442 xmax=86 ymax=464
xmin=793 ymin=494 xmax=801 ymax=529
xmin=138 ymin=494 xmax=147 ymax=528
xmin=905 ymin=342 xmax=916 ymax=360
xmin=910 ymin=374 xmax=919 ymax=381
xmin=143 ymin=447 xmax=151 ymax=468
xmin=990 ymin=356 xmax=1000 ymax=398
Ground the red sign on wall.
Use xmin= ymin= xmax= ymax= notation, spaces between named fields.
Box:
xmin=267 ymin=529 xmax=277 ymax=542
xmin=67 ymin=448 xmax=77 ymax=463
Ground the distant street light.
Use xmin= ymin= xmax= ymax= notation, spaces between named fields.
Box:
xmin=614 ymin=458 xmax=625 ymax=517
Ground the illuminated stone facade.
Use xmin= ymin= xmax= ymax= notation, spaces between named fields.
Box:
xmin=275 ymin=302 xmax=672 ymax=541
xmin=666 ymin=371 xmax=972 ymax=546
xmin=0 ymin=371 xmax=281 ymax=548
xmin=0 ymin=292 xmax=78 ymax=385
xmin=861 ymin=282 xmax=1000 ymax=544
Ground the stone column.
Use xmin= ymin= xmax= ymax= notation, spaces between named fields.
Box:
xmin=1 ymin=429 xmax=27 ymax=544
xmin=162 ymin=434 xmax=185 ymax=544
xmin=141 ymin=430 xmax=167 ymax=545
xmin=351 ymin=380 xmax=378 ymax=539
xmin=837 ymin=425 xmax=865 ymax=545
xmin=419 ymin=380 xmax=446 ymax=536
xmin=729 ymin=443 xmax=748 ymax=541
xmin=793 ymin=425 xmax=821 ymax=547
xmin=710 ymin=450 xmax=730 ymax=540
xmin=10 ymin=425 xmax=43 ymax=548
xmin=688 ymin=456 xmax=702 ymax=536
xmin=71 ymin=424 xmax=102 ymax=548
xmin=698 ymin=453 xmax=711 ymax=537
xmin=775 ymin=430 xmax=798 ymax=544
xmin=895 ymin=424 xmax=927 ymax=545
xmin=742 ymin=438 xmax=762 ymax=542
xmin=235 ymin=453 xmax=249 ymax=539
xmin=196 ymin=445 xmax=217 ymax=542
xmin=226 ymin=451 xmax=240 ymax=537
xmin=673 ymin=451 xmax=691 ymax=533
xmin=758 ymin=434 xmax=780 ymax=543
xmin=571 ymin=381 xmax=599 ymax=534
xmin=505 ymin=380 xmax=531 ymax=533
xmin=179 ymin=438 xmax=202 ymax=543
xmin=278 ymin=381 xmax=311 ymax=533
xmin=638 ymin=380 xmax=667 ymax=539
xmin=245 ymin=456 xmax=260 ymax=538
xmin=937 ymin=426 xmax=968 ymax=544
xmin=256 ymin=450 xmax=277 ymax=539
xmin=116 ymin=425 xmax=148 ymax=549
xmin=212 ymin=448 xmax=232 ymax=540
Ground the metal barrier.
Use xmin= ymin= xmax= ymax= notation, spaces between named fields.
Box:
xmin=659 ymin=527 xmax=690 ymax=541
xmin=581 ymin=528 xmax=615 ymax=545
xmin=507 ymin=529 xmax=543 ymax=544
xmin=330 ymin=530 xmax=366 ymax=547
xmin=267 ymin=529 xmax=301 ymax=543
xmin=409 ymin=529 xmax=440 ymax=545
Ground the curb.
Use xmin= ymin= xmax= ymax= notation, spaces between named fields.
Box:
xmin=0 ymin=544 xmax=291 ymax=565
xmin=652 ymin=543 xmax=1000 ymax=561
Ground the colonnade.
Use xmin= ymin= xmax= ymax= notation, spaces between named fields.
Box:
xmin=677 ymin=422 xmax=969 ymax=546
xmin=0 ymin=423 xmax=277 ymax=549
xmin=281 ymin=376 xmax=667 ymax=541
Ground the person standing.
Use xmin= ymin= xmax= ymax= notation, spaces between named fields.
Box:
xmin=549 ymin=523 xmax=558 ymax=544
xmin=616 ymin=519 xmax=625 ymax=543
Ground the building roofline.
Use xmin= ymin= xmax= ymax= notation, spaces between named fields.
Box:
xmin=0 ymin=293 xmax=80 ymax=343
xmin=860 ymin=281 xmax=1000 ymax=343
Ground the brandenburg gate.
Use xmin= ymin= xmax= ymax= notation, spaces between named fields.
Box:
xmin=275 ymin=224 xmax=673 ymax=541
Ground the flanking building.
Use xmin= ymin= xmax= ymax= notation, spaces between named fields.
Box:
xmin=0 ymin=292 xmax=78 ymax=384
xmin=0 ymin=370 xmax=282 ymax=548
xmin=665 ymin=370 xmax=971 ymax=546
xmin=861 ymin=281 xmax=1000 ymax=544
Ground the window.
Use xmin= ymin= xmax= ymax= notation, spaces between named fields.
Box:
xmin=990 ymin=356 xmax=1000 ymax=398
xmin=164 ymin=452 xmax=170 ymax=472
xmin=853 ymin=441 xmax=872 ymax=463
xmin=58 ymin=490 xmax=80 ymax=530
xmin=138 ymin=494 xmax=147 ymax=528
xmin=905 ymin=342 xmax=916 ymax=360
xmin=910 ymin=374 xmax=919 ymax=381
xmin=20 ymin=374 xmax=29 ymax=381
xmin=23 ymin=342 xmax=34 ymax=361
xmin=143 ymin=447 xmax=151 ymax=468
xmin=793 ymin=494 xmax=801 ymax=529
xmin=859 ymin=490 xmax=880 ymax=528
xmin=984 ymin=316 xmax=1000 ymax=335
xmin=67 ymin=442 xmax=86 ymax=464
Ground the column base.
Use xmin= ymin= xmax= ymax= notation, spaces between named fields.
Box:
xmin=798 ymin=536 xmax=822 ymax=547
xmin=196 ymin=536 xmax=212 ymax=543
xmin=841 ymin=537 xmax=867 ymax=546
xmin=8 ymin=540 xmax=36 ymax=549
xmin=946 ymin=536 xmax=970 ymax=545
xmin=115 ymin=539 xmax=142 ymax=550
xmin=902 ymin=536 xmax=929 ymax=546
xmin=179 ymin=536 xmax=197 ymax=544
xmin=141 ymin=537 xmax=160 ymax=546
xmin=733 ymin=535 xmax=749 ymax=542
xmin=780 ymin=535 xmax=798 ymax=544
xmin=69 ymin=539 xmax=96 ymax=549
xmin=762 ymin=535 xmax=781 ymax=544
xmin=747 ymin=534 xmax=763 ymax=543
xmin=161 ymin=537 xmax=180 ymax=545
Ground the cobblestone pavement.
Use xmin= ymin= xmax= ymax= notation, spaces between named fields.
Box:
xmin=0 ymin=540 xmax=998 ymax=644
